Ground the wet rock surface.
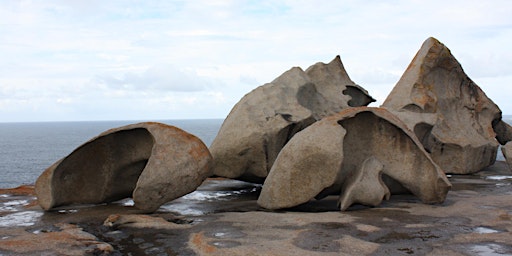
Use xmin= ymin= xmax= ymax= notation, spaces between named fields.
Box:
xmin=1 ymin=162 xmax=511 ymax=255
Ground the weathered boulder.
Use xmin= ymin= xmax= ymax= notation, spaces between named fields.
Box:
xmin=502 ymin=141 xmax=512 ymax=171
xmin=210 ymin=56 xmax=375 ymax=183
xmin=381 ymin=37 xmax=501 ymax=174
xmin=257 ymin=107 xmax=451 ymax=211
xmin=494 ymin=119 xmax=512 ymax=145
xmin=35 ymin=122 xmax=213 ymax=212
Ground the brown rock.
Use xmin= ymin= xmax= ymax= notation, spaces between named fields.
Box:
xmin=210 ymin=56 xmax=374 ymax=183
xmin=382 ymin=37 xmax=501 ymax=174
xmin=0 ymin=223 xmax=113 ymax=255
xmin=103 ymin=214 xmax=190 ymax=229
xmin=258 ymin=107 xmax=451 ymax=210
xmin=35 ymin=122 xmax=213 ymax=212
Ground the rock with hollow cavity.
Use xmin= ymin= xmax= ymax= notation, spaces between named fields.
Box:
xmin=257 ymin=107 xmax=451 ymax=211
xmin=35 ymin=122 xmax=213 ymax=212
xmin=210 ymin=56 xmax=375 ymax=183
xmin=502 ymin=142 xmax=512 ymax=171
xmin=381 ymin=37 xmax=501 ymax=174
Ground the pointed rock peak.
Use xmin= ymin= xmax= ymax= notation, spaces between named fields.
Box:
xmin=413 ymin=37 xmax=460 ymax=71
xmin=382 ymin=37 xmax=501 ymax=174
xmin=305 ymin=55 xmax=355 ymax=85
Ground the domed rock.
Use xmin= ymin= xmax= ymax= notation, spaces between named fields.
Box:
xmin=257 ymin=107 xmax=451 ymax=211
xmin=381 ymin=37 xmax=502 ymax=174
xmin=210 ymin=56 xmax=375 ymax=183
xmin=35 ymin=122 xmax=213 ymax=212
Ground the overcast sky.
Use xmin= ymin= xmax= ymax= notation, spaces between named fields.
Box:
xmin=1 ymin=0 xmax=511 ymax=122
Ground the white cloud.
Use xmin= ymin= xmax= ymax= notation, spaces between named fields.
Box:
xmin=0 ymin=0 xmax=511 ymax=122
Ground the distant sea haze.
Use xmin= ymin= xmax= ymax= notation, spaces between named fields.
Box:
xmin=0 ymin=119 xmax=223 ymax=188
xmin=0 ymin=116 xmax=511 ymax=189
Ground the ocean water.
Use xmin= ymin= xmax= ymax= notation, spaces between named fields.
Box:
xmin=0 ymin=119 xmax=223 ymax=188
xmin=1 ymin=116 xmax=511 ymax=189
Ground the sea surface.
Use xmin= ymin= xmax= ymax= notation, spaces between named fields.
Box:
xmin=1 ymin=116 xmax=511 ymax=189
xmin=0 ymin=119 xmax=223 ymax=188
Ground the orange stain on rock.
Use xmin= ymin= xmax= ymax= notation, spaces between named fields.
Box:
xmin=191 ymin=232 xmax=217 ymax=254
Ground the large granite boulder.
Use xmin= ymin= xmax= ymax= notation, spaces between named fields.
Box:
xmin=257 ymin=107 xmax=451 ymax=211
xmin=35 ymin=122 xmax=213 ymax=212
xmin=381 ymin=37 xmax=502 ymax=174
xmin=210 ymin=56 xmax=375 ymax=183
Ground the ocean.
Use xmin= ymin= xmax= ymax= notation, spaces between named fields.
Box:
xmin=0 ymin=119 xmax=223 ymax=188
xmin=1 ymin=116 xmax=511 ymax=189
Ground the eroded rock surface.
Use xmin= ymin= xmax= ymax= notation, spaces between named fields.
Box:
xmin=381 ymin=37 xmax=502 ymax=174
xmin=258 ymin=107 xmax=451 ymax=210
xmin=35 ymin=122 xmax=213 ymax=212
xmin=210 ymin=56 xmax=375 ymax=182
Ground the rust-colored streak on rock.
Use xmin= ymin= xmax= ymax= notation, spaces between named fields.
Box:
xmin=0 ymin=185 xmax=35 ymax=196
xmin=190 ymin=232 xmax=216 ymax=254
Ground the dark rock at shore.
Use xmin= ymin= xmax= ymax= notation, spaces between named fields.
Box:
xmin=210 ymin=56 xmax=375 ymax=183
xmin=35 ymin=122 xmax=213 ymax=212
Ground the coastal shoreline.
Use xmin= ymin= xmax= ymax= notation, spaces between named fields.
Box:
xmin=1 ymin=161 xmax=511 ymax=255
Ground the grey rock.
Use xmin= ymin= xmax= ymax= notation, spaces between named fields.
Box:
xmin=494 ymin=119 xmax=512 ymax=145
xmin=502 ymin=141 xmax=512 ymax=171
xmin=381 ymin=37 xmax=501 ymax=174
xmin=35 ymin=122 xmax=213 ymax=212
xmin=257 ymin=107 xmax=451 ymax=211
xmin=210 ymin=56 xmax=374 ymax=182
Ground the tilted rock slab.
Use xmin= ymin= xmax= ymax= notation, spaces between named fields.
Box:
xmin=494 ymin=119 xmax=512 ymax=145
xmin=35 ymin=122 xmax=213 ymax=212
xmin=381 ymin=37 xmax=502 ymax=174
xmin=257 ymin=107 xmax=451 ymax=211
xmin=210 ymin=56 xmax=375 ymax=183
xmin=502 ymin=141 xmax=512 ymax=171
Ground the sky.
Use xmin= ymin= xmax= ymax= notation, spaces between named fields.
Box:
xmin=1 ymin=0 xmax=511 ymax=122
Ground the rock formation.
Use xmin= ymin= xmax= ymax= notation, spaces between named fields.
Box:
xmin=381 ymin=37 xmax=502 ymax=174
xmin=502 ymin=142 xmax=512 ymax=171
xmin=210 ymin=56 xmax=375 ymax=183
xmin=257 ymin=107 xmax=451 ymax=211
xmin=35 ymin=122 xmax=213 ymax=212
xmin=494 ymin=119 xmax=512 ymax=145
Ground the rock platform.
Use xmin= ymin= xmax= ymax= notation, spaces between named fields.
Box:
xmin=1 ymin=162 xmax=511 ymax=255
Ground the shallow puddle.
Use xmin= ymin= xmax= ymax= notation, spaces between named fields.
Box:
xmin=473 ymin=226 xmax=500 ymax=234
xmin=158 ymin=179 xmax=261 ymax=216
xmin=485 ymin=175 xmax=512 ymax=181
xmin=470 ymin=243 xmax=509 ymax=256
xmin=0 ymin=211 xmax=43 ymax=227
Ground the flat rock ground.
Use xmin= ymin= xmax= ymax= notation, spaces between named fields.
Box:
xmin=0 ymin=162 xmax=511 ymax=256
